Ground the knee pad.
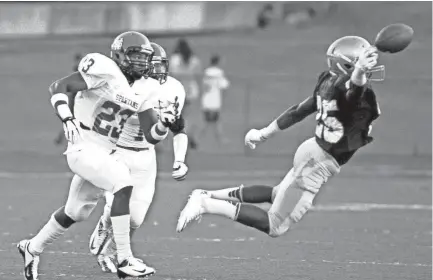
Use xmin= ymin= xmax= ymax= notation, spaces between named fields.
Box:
xmin=129 ymin=199 xmax=151 ymax=229
xmin=267 ymin=211 xmax=291 ymax=238
xmin=65 ymin=202 xmax=97 ymax=222
xmin=267 ymin=191 xmax=315 ymax=237
xmin=290 ymin=191 xmax=314 ymax=223
xmin=65 ymin=176 xmax=101 ymax=222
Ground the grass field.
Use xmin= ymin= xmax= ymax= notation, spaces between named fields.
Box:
xmin=0 ymin=152 xmax=431 ymax=280
xmin=0 ymin=2 xmax=431 ymax=280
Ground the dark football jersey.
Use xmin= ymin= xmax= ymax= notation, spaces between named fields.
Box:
xmin=313 ymin=71 xmax=380 ymax=165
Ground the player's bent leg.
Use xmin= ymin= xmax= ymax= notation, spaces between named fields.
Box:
xmin=68 ymin=145 xmax=150 ymax=277
xmin=64 ymin=175 xmax=103 ymax=223
xmin=111 ymin=185 xmax=154 ymax=278
xmin=27 ymin=174 xmax=102 ymax=256
xmin=90 ymin=192 xmax=114 ymax=256
xmin=129 ymin=163 xmax=157 ymax=230
xmin=19 ymin=207 xmax=74 ymax=280
xmin=18 ymin=175 xmax=101 ymax=280
xmin=96 ymin=152 xmax=157 ymax=275
xmin=208 ymin=184 xmax=274 ymax=204
xmin=177 ymin=189 xmax=274 ymax=235
xmin=267 ymin=138 xmax=340 ymax=237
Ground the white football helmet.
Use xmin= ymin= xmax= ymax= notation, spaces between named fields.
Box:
xmin=327 ymin=36 xmax=385 ymax=81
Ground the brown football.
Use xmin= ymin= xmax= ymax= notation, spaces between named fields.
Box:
xmin=374 ymin=23 xmax=414 ymax=53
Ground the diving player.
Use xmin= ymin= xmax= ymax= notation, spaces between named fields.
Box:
xmin=176 ymin=36 xmax=383 ymax=237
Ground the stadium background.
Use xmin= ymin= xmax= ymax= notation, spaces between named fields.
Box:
xmin=0 ymin=2 xmax=431 ymax=280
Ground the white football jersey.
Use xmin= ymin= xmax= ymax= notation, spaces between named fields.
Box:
xmin=73 ymin=53 xmax=161 ymax=149
xmin=201 ymin=66 xmax=229 ymax=110
xmin=116 ymin=76 xmax=186 ymax=149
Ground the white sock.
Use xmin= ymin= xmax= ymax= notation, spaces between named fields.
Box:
xmin=111 ymin=215 xmax=132 ymax=262
xmin=208 ymin=186 xmax=243 ymax=202
xmin=203 ymin=198 xmax=238 ymax=220
xmin=29 ymin=215 xmax=67 ymax=255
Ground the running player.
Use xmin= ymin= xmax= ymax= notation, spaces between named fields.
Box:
xmin=17 ymin=31 xmax=178 ymax=279
xmin=88 ymin=42 xmax=188 ymax=273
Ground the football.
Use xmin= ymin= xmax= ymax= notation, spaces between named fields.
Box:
xmin=374 ymin=23 xmax=414 ymax=53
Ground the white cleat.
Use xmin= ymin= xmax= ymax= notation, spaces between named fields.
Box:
xmin=17 ymin=240 xmax=40 ymax=280
xmin=89 ymin=216 xmax=111 ymax=256
xmin=98 ymin=254 xmax=118 ymax=274
xmin=117 ymin=256 xmax=155 ymax=279
xmin=97 ymin=236 xmax=118 ymax=273
xmin=176 ymin=189 xmax=209 ymax=233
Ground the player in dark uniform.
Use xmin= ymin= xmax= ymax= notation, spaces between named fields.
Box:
xmin=176 ymin=36 xmax=384 ymax=237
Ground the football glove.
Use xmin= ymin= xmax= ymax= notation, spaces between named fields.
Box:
xmin=172 ymin=161 xmax=188 ymax=181
xmin=355 ymin=47 xmax=379 ymax=71
xmin=155 ymin=97 xmax=180 ymax=127
xmin=62 ymin=117 xmax=82 ymax=144
xmin=244 ymin=128 xmax=265 ymax=150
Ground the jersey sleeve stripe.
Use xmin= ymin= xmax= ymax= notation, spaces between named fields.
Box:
xmin=53 ymin=100 xmax=67 ymax=110
xmin=145 ymin=124 xmax=168 ymax=145
xmin=155 ymin=124 xmax=167 ymax=136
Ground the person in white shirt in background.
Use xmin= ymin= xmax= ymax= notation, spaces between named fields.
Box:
xmin=169 ymin=38 xmax=202 ymax=149
xmin=198 ymin=54 xmax=230 ymax=145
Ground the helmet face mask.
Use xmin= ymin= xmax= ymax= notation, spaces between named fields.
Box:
xmin=151 ymin=58 xmax=169 ymax=84
xmin=327 ymin=36 xmax=385 ymax=82
xmin=124 ymin=48 xmax=154 ymax=79
xmin=149 ymin=42 xmax=169 ymax=84
xmin=110 ymin=31 xmax=154 ymax=80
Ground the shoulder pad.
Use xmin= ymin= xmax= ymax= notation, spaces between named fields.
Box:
xmin=164 ymin=76 xmax=186 ymax=113
xmin=78 ymin=53 xmax=121 ymax=80
xmin=165 ymin=77 xmax=186 ymax=100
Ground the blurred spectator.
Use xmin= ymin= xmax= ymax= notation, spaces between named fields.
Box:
xmin=257 ymin=4 xmax=275 ymax=29
xmin=169 ymin=38 xmax=202 ymax=149
xmin=197 ymin=54 xmax=230 ymax=145
xmin=54 ymin=53 xmax=82 ymax=146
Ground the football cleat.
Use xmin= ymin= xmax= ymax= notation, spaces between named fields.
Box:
xmin=97 ymin=254 xmax=118 ymax=274
xmin=89 ymin=216 xmax=111 ymax=256
xmin=17 ymin=240 xmax=40 ymax=280
xmin=97 ymin=236 xmax=118 ymax=273
xmin=117 ymin=257 xmax=155 ymax=279
xmin=176 ymin=189 xmax=209 ymax=233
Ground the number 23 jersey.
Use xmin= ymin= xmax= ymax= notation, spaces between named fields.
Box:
xmin=313 ymin=71 xmax=381 ymax=165
xmin=73 ymin=53 xmax=161 ymax=149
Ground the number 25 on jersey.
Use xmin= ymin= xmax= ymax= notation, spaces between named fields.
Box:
xmin=315 ymin=96 xmax=344 ymax=143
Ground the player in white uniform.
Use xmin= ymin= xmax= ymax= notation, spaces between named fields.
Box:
xmin=17 ymin=32 xmax=179 ymax=280
xmin=87 ymin=42 xmax=189 ymax=274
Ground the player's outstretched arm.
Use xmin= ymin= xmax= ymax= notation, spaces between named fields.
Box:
xmin=245 ymin=96 xmax=316 ymax=149
xmin=170 ymin=115 xmax=189 ymax=180
xmin=137 ymin=109 xmax=169 ymax=145
xmin=262 ymin=96 xmax=316 ymax=139
xmin=49 ymin=72 xmax=88 ymax=120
